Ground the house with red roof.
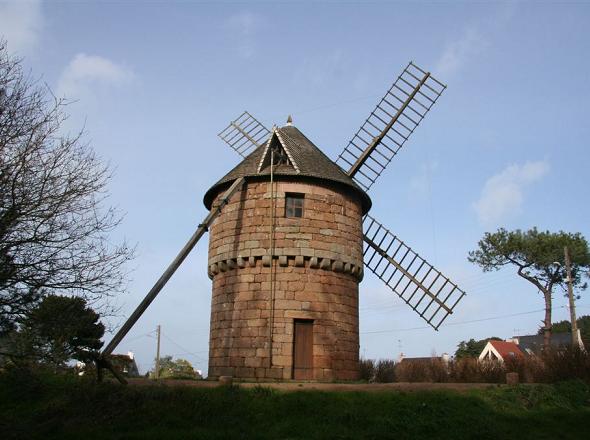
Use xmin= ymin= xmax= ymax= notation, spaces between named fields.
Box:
xmin=478 ymin=340 xmax=524 ymax=362
xmin=478 ymin=331 xmax=586 ymax=362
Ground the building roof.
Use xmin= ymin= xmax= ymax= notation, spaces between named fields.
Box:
xmin=397 ymin=353 xmax=451 ymax=364
xmin=110 ymin=354 xmax=134 ymax=361
xmin=489 ymin=340 xmax=524 ymax=359
xmin=399 ymin=357 xmax=433 ymax=364
xmin=513 ymin=333 xmax=575 ymax=354
xmin=109 ymin=353 xmax=140 ymax=377
xmin=203 ymin=125 xmax=372 ymax=213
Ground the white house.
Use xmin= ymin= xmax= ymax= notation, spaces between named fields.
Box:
xmin=479 ymin=340 xmax=524 ymax=362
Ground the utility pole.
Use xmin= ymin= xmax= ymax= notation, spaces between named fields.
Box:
xmin=155 ymin=325 xmax=161 ymax=379
xmin=564 ymin=247 xmax=579 ymax=349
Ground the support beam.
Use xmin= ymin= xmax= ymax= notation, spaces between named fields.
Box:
xmin=100 ymin=177 xmax=246 ymax=359
xmin=96 ymin=356 xmax=128 ymax=385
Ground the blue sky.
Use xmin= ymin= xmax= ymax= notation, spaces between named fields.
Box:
xmin=2 ymin=0 xmax=589 ymax=375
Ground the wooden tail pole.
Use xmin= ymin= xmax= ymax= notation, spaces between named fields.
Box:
xmin=98 ymin=177 xmax=245 ymax=381
xmin=96 ymin=356 xmax=128 ymax=385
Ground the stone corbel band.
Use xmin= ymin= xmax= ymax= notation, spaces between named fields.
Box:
xmin=208 ymin=254 xmax=364 ymax=281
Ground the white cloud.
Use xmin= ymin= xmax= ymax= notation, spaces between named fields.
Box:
xmin=223 ymin=12 xmax=263 ymax=59
xmin=435 ymin=27 xmax=487 ymax=76
xmin=0 ymin=0 xmax=43 ymax=53
xmin=435 ymin=6 xmax=517 ymax=77
xmin=57 ymin=53 xmax=135 ymax=99
xmin=473 ymin=160 xmax=549 ymax=225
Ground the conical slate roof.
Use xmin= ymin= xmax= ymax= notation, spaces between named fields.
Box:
xmin=203 ymin=125 xmax=372 ymax=213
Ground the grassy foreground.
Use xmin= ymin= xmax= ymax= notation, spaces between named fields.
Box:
xmin=1 ymin=372 xmax=589 ymax=439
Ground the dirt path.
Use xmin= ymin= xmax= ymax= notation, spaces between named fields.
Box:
xmin=127 ymin=378 xmax=502 ymax=393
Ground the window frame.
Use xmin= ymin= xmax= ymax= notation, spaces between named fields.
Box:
xmin=285 ymin=192 xmax=305 ymax=218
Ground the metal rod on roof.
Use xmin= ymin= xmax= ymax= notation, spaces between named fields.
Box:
xmin=268 ymin=148 xmax=276 ymax=369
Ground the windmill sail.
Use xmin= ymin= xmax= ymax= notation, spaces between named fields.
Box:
xmin=337 ymin=62 xmax=446 ymax=191
xmin=363 ymin=214 xmax=465 ymax=330
xmin=218 ymin=111 xmax=270 ymax=157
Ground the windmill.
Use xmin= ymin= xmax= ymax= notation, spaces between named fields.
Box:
xmin=98 ymin=61 xmax=466 ymax=383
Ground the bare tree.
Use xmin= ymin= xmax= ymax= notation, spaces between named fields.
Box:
xmin=0 ymin=42 xmax=133 ymax=334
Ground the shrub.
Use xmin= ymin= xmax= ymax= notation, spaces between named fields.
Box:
xmin=539 ymin=347 xmax=590 ymax=383
xmin=374 ymin=359 xmax=396 ymax=383
xmin=450 ymin=358 xmax=505 ymax=383
xmin=358 ymin=358 xmax=375 ymax=382
xmin=449 ymin=357 xmax=480 ymax=382
xmin=395 ymin=359 xmax=449 ymax=383
xmin=360 ymin=349 xmax=590 ymax=383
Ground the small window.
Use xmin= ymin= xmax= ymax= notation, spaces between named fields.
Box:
xmin=285 ymin=193 xmax=304 ymax=218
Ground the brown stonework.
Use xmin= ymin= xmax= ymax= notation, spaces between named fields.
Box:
xmin=207 ymin=180 xmax=363 ymax=381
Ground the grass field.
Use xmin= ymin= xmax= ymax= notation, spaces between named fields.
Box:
xmin=1 ymin=371 xmax=589 ymax=439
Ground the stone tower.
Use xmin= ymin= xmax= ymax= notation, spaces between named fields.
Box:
xmin=203 ymin=123 xmax=371 ymax=381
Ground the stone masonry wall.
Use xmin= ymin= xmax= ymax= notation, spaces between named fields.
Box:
xmin=207 ymin=179 xmax=364 ymax=381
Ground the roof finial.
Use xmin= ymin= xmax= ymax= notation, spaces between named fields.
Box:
xmin=286 ymin=115 xmax=293 ymax=126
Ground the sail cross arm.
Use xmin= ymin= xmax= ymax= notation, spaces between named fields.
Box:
xmin=218 ymin=111 xmax=270 ymax=157
xmin=363 ymin=214 xmax=466 ymax=330
xmin=337 ymin=62 xmax=446 ymax=191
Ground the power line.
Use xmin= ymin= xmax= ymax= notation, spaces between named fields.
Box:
xmin=359 ymin=272 xmax=529 ymax=314
xmin=359 ymin=272 xmax=514 ymax=307
xmin=361 ymin=305 xmax=586 ymax=335
xmin=121 ymin=330 xmax=157 ymax=344
xmin=361 ymin=271 xmax=518 ymax=313
xmin=170 ymin=350 xmax=209 ymax=358
xmin=161 ymin=334 xmax=207 ymax=363
xmin=360 ymin=300 xmax=404 ymax=311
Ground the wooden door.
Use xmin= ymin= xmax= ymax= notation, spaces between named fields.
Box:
xmin=293 ymin=320 xmax=313 ymax=380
